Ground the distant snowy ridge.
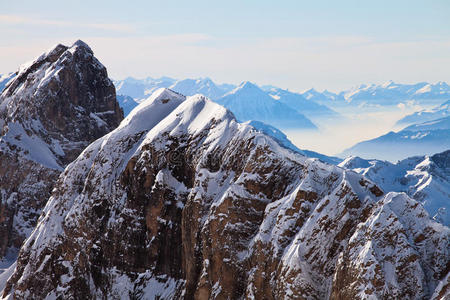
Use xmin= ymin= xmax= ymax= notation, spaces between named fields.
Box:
xmin=340 ymin=115 xmax=450 ymax=161
xmin=114 ymin=76 xmax=176 ymax=99
xmin=113 ymin=77 xmax=341 ymax=123
xmin=339 ymin=150 xmax=450 ymax=226
xmin=169 ymin=77 xmax=234 ymax=100
xmin=266 ymin=87 xmax=342 ymax=121
xmin=396 ymin=99 xmax=450 ymax=126
xmin=300 ymin=80 xmax=450 ymax=106
xmin=215 ymin=81 xmax=317 ymax=129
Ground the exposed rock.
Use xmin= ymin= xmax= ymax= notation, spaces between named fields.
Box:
xmin=2 ymin=89 xmax=447 ymax=299
xmin=0 ymin=40 xmax=123 ymax=267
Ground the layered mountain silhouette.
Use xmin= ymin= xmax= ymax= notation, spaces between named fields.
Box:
xmin=0 ymin=41 xmax=448 ymax=300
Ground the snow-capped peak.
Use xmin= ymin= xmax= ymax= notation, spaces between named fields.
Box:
xmin=225 ymin=81 xmax=265 ymax=97
xmin=71 ymin=39 xmax=92 ymax=52
xmin=381 ymin=80 xmax=395 ymax=88
xmin=0 ymin=39 xmax=122 ymax=169
xmin=118 ymin=88 xmax=186 ymax=135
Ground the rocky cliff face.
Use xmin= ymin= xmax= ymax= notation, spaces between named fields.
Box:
xmin=0 ymin=40 xmax=123 ymax=267
xmin=2 ymin=89 xmax=447 ymax=299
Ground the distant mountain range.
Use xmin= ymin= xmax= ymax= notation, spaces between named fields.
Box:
xmin=0 ymin=41 xmax=123 ymax=273
xmin=341 ymin=115 xmax=450 ymax=161
xmin=265 ymin=87 xmax=340 ymax=121
xmin=396 ymin=100 xmax=450 ymax=126
xmin=300 ymin=81 xmax=450 ymax=107
xmin=169 ymin=78 xmax=235 ymax=100
xmin=0 ymin=41 xmax=449 ymax=299
xmin=339 ymin=150 xmax=450 ymax=226
xmin=115 ymin=77 xmax=450 ymax=111
xmin=114 ymin=77 xmax=233 ymax=100
xmin=114 ymin=76 xmax=176 ymax=99
xmin=216 ymin=81 xmax=317 ymax=129
xmin=116 ymin=95 xmax=139 ymax=116
xmin=113 ymin=77 xmax=343 ymax=129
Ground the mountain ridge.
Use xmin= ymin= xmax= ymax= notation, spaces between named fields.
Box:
xmin=1 ymin=87 xmax=448 ymax=299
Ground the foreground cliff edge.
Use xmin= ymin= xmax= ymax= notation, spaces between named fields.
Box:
xmin=0 ymin=85 xmax=448 ymax=299
xmin=0 ymin=40 xmax=123 ymax=270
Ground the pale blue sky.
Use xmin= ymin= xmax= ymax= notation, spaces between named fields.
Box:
xmin=1 ymin=0 xmax=449 ymax=91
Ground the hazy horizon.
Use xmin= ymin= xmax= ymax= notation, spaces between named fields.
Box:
xmin=1 ymin=0 xmax=450 ymax=92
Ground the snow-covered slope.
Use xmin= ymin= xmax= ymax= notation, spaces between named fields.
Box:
xmin=396 ymin=100 xmax=450 ymax=126
xmin=340 ymin=116 xmax=450 ymax=161
xmin=169 ymin=77 xmax=234 ymax=100
xmin=114 ymin=76 xmax=176 ymax=99
xmin=216 ymin=81 xmax=317 ymax=129
xmin=0 ymin=40 xmax=123 ymax=270
xmin=1 ymin=88 xmax=448 ymax=299
xmin=339 ymin=150 xmax=450 ymax=226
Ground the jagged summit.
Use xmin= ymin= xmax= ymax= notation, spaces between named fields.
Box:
xmin=1 ymin=87 xmax=448 ymax=299
xmin=0 ymin=40 xmax=123 ymax=269
xmin=72 ymin=39 xmax=92 ymax=51
xmin=0 ymin=39 xmax=123 ymax=167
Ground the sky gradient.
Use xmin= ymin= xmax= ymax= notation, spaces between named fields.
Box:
xmin=1 ymin=0 xmax=449 ymax=91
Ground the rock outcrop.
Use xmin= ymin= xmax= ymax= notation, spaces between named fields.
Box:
xmin=2 ymin=89 xmax=447 ymax=299
xmin=0 ymin=40 xmax=123 ymax=267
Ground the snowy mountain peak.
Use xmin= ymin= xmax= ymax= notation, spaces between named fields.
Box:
xmin=72 ymin=39 xmax=92 ymax=52
xmin=381 ymin=80 xmax=395 ymax=88
xmin=1 ymin=40 xmax=122 ymax=168
xmin=227 ymin=81 xmax=265 ymax=97
xmin=118 ymin=88 xmax=186 ymax=134
xmin=2 ymin=79 xmax=448 ymax=299
xmin=303 ymin=87 xmax=317 ymax=93
xmin=217 ymin=81 xmax=317 ymax=129
xmin=0 ymin=40 xmax=123 ymax=270
xmin=238 ymin=80 xmax=258 ymax=90
xmin=149 ymin=87 xmax=185 ymax=103
xmin=338 ymin=156 xmax=372 ymax=169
